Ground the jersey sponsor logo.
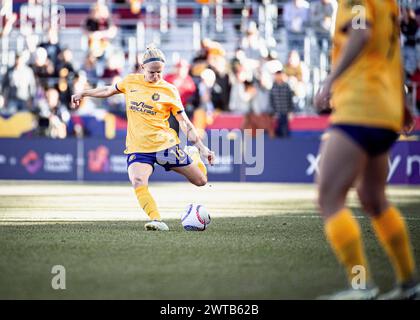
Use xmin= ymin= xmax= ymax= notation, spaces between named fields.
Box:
xmin=130 ymin=101 xmax=157 ymax=115
xmin=152 ymin=93 xmax=160 ymax=101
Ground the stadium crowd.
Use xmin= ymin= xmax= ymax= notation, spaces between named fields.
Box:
xmin=0 ymin=0 xmax=418 ymax=139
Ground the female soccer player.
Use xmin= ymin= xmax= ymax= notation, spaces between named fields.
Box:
xmin=71 ymin=45 xmax=215 ymax=231
xmin=314 ymin=0 xmax=419 ymax=299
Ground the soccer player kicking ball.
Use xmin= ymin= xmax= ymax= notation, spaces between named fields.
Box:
xmin=314 ymin=0 xmax=419 ymax=299
xmin=71 ymin=45 xmax=215 ymax=231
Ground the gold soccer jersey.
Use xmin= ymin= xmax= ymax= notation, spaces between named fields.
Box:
xmin=116 ymin=74 xmax=184 ymax=153
xmin=331 ymin=0 xmax=404 ymax=132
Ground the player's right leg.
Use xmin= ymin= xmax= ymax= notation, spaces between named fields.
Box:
xmin=317 ymin=129 xmax=378 ymax=299
xmin=356 ymin=154 xmax=419 ymax=300
xmin=128 ymin=162 xmax=169 ymax=231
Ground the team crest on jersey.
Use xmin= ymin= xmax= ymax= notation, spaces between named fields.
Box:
xmin=128 ymin=154 xmax=136 ymax=162
xmin=152 ymin=93 xmax=160 ymax=101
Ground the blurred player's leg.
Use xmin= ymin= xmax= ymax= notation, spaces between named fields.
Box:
xmin=317 ymin=130 xmax=376 ymax=298
xmin=356 ymin=154 xmax=419 ymax=299
xmin=128 ymin=162 xmax=168 ymax=231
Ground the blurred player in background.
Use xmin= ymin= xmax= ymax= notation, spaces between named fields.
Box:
xmin=72 ymin=45 xmax=215 ymax=231
xmin=314 ymin=0 xmax=419 ymax=299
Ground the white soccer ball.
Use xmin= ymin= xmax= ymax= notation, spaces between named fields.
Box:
xmin=181 ymin=204 xmax=211 ymax=231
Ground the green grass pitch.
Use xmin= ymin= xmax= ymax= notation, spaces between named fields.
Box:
xmin=0 ymin=181 xmax=419 ymax=299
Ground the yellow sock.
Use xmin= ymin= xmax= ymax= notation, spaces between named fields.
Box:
xmin=325 ymin=208 xmax=371 ymax=284
xmin=135 ymin=186 xmax=161 ymax=221
xmin=189 ymin=148 xmax=207 ymax=177
xmin=371 ymin=206 xmax=416 ymax=283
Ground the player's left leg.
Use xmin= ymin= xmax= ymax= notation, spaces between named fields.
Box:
xmin=356 ymin=153 xmax=419 ymax=299
xmin=317 ymin=129 xmax=378 ymax=299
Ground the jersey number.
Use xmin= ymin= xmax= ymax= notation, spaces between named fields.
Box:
xmin=169 ymin=147 xmax=186 ymax=161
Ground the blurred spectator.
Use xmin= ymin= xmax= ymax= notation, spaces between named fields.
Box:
xmin=269 ymin=69 xmax=294 ymax=138
xmin=310 ymin=0 xmax=337 ymax=52
xmin=1 ymin=53 xmax=36 ymax=113
xmin=240 ymin=21 xmax=268 ymax=64
xmin=189 ymin=58 xmax=208 ymax=111
xmin=227 ymin=0 xmax=245 ymax=33
xmin=35 ymin=87 xmax=70 ymax=139
xmin=284 ymin=50 xmax=309 ymax=110
xmin=208 ymin=53 xmax=231 ymax=112
xmin=190 ymin=68 xmax=217 ymax=135
xmin=401 ymin=7 xmax=418 ymax=76
xmin=57 ymin=48 xmax=76 ymax=77
xmin=415 ymin=7 xmax=420 ymax=58
xmin=198 ymin=68 xmax=216 ymax=115
xmin=129 ymin=0 xmax=143 ymax=15
xmin=0 ymin=13 xmax=17 ymax=38
xmin=164 ymin=59 xmax=196 ymax=107
xmin=105 ymin=75 xmax=126 ymax=118
xmin=56 ymin=48 xmax=76 ymax=106
xmin=82 ymin=52 xmax=101 ymax=84
xmin=410 ymin=60 xmax=420 ymax=113
xmin=102 ymin=49 xmax=125 ymax=79
xmin=255 ymin=51 xmax=282 ymax=115
xmin=39 ymin=27 xmax=62 ymax=66
xmin=164 ymin=59 xmax=196 ymax=132
xmin=283 ymin=0 xmax=310 ymax=53
xmin=84 ymin=2 xmax=118 ymax=59
xmin=229 ymin=64 xmax=257 ymax=115
xmin=31 ymin=47 xmax=55 ymax=89
xmin=72 ymin=71 xmax=96 ymax=116
xmin=240 ymin=80 xmax=266 ymax=136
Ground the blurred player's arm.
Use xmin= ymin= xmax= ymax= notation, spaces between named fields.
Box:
xmin=175 ymin=111 xmax=215 ymax=165
xmin=314 ymin=25 xmax=372 ymax=111
xmin=71 ymin=86 xmax=119 ymax=108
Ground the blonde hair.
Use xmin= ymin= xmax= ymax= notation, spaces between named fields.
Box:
xmin=141 ymin=44 xmax=166 ymax=64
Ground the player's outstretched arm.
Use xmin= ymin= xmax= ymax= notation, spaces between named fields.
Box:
xmin=71 ymin=85 xmax=120 ymax=109
xmin=175 ymin=112 xmax=215 ymax=165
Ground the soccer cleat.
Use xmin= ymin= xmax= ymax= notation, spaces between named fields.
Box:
xmin=379 ymin=281 xmax=420 ymax=300
xmin=144 ymin=220 xmax=169 ymax=231
xmin=184 ymin=146 xmax=207 ymax=176
xmin=318 ymin=286 xmax=379 ymax=300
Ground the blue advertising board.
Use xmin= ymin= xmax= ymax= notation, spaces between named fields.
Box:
xmin=245 ymin=138 xmax=321 ymax=183
xmin=0 ymin=138 xmax=78 ymax=180
xmin=0 ymin=137 xmax=419 ymax=184
xmin=82 ymin=135 xmax=242 ymax=182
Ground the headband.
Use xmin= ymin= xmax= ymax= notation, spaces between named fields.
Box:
xmin=143 ymin=57 xmax=165 ymax=64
